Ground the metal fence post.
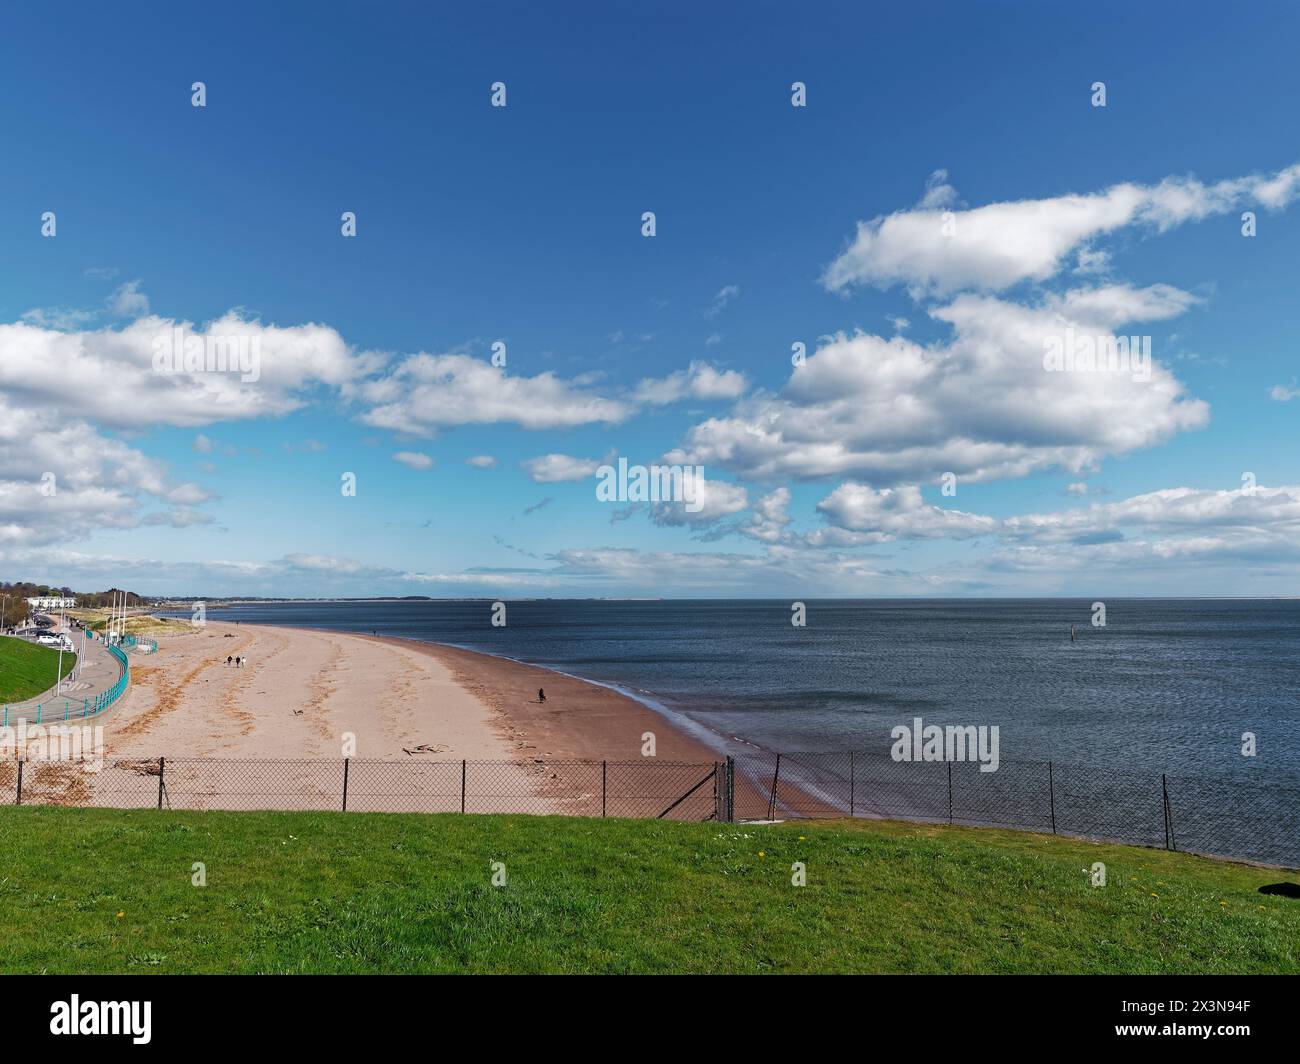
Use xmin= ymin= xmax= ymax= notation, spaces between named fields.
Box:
xmin=947 ymin=761 xmax=954 ymax=825
xmin=601 ymin=760 xmax=607 ymax=818
xmin=1048 ymin=760 xmax=1057 ymax=834
xmin=15 ymin=759 xmax=22 ymax=805
xmin=849 ymin=751 xmax=855 ymax=817
xmin=157 ymin=756 xmax=165 ymax=809
xmin=767 ymin=754 xmax=782 ymax=820
xmin=460 ymin=759 xmax=467 ymax=814
xmin=1162 ymin=773 xmax=1175 ymax=851
xmin=728 ymin=757 xmax=735 ymax=823
xmin=342 ymin=757 xmax=350 ymax=812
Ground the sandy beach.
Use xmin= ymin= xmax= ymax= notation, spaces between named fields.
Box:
xmin=8 ymin=620 xmax=728 ymax=815
xmin=94 ymin=621 xmax=719 ymax=764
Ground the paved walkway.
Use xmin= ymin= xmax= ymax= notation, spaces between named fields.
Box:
xmin=1 ymin=631 xmax=126 ymax=725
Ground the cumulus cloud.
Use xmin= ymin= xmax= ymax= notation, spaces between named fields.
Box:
xmin=360 ymin=353 xmax=630 ymax=434
xmin=465 ymin=455 xmax=499 ymax=468
xmin=521 ymin=453 xmax=602 ymax=483
xmin=0 ymin=394 xmax=212 ymax=545
xmin=822 ymin=162 xmax=1300 ymax=296
xmin=744 ymin=487 xmax=794 ymax=544
xmin=669 ymin=284 xmax=1208 ymax=484
xmin=392 ymin=451 xmax=434 ymax=470
xmin=814 ymin=483 xmax=996 ymax=543
xmin=0 ymin=313 xmax=380 ymax=429
xmin=649 ymin=478 xmax=749 ymax=527
xmin=633 ymin=361 xmax=747 ymax=405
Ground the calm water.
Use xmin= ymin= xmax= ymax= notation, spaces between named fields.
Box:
xmin=184 ymin=599 xmax=1300 ymax=776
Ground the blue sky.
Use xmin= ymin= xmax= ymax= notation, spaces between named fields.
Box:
xmin=1 ymin=0 xmax=1298 ymax=597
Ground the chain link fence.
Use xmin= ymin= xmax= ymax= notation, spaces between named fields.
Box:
xmin=729 ymin=750 xmax=1300 ymax=867
xmin=2 ymin=751 xmax=1295 ymax=867
xmin=0 ymin=757 xmax=724 ymax=821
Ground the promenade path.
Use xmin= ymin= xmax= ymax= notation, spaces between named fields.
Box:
xmin=1 ymin=631 xmax=126 ymax=726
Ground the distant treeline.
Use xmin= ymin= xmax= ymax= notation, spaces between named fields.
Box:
xmin=0 ymin=582 xmax=146 ymax=621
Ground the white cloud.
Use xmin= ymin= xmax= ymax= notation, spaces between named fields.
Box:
xmin=916 ymin=169 xmax=957 ymax=210
xmin=649 ymin=478 xmax=749 ymax=527
xmin=744 ymin=487 xmax=793 ymax=544
xmin=392 ymin=451 xmax=435 ymax=470
xmin=633 ymin=361 xmax=747 ymax=405
xmin=823 ymin=162 xmax=1300 ymax=297
xmin=0 ymin=313 xmax=381 ymax=429
xmin=360 ymin=353 xmax=630 ymax=434
xmin=0 ymin=393 xmax=211 ymax=544
xmin=20 ymin=306 xmax=97 ymax=330
xmin=106 ymin=280 xmax=150 ymax=319
xmin=1270 ymin=382 xmax=1300 ymax=401
xmin=670 ymin=284 xmax=1208 ymax=484
xmin=1000 ymin=484 xmax=1300 ymax=549
xmin=466 ymin=455 xmax=499 ymax=468
xmin=521 ymin=453 xmax=602 ymax=483
xmin=706 ymin=285 xmax=741 ymax=317
xmin=814 ymin=483 xmax=996 ymax=543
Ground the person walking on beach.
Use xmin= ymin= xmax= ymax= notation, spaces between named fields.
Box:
xmin=226 ymin=655 xmax=232 ymax=666
xmin=538 ymin=687 xmax=546 ymax=703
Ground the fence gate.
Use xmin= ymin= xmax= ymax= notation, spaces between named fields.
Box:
xmin=655 ymin=762 xmax=720 ymax=821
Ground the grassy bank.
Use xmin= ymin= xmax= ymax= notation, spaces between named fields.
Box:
xmin=67 ymin=610 xmax=188 ymax=637
xmin=0 ymin=637 xmax=76 ymax=703
xmin=0 ymin=808 xmax=1296 ymax=974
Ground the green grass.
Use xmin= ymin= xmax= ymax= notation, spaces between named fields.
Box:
xmin=0 ymin=636 xmax=76 ymax=703
xmin=0 ymin=807 xmax=1296 ymax=973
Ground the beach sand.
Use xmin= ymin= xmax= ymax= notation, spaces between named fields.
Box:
xmin=20 ymin=621 xmax=728 ymax=815
xmin=94 ymin=622 xmax=719 ymax=763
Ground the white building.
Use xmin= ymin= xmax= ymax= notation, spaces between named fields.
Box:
xmin=27 ymin=596 xmax=76 ymax=610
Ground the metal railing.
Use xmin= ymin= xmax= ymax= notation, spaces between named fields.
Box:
xmin=1 ymin=640 xmax=129 ymax=726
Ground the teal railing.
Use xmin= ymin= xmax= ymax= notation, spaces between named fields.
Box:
xmin=1 ymin=641 xmax=130 ymax=727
